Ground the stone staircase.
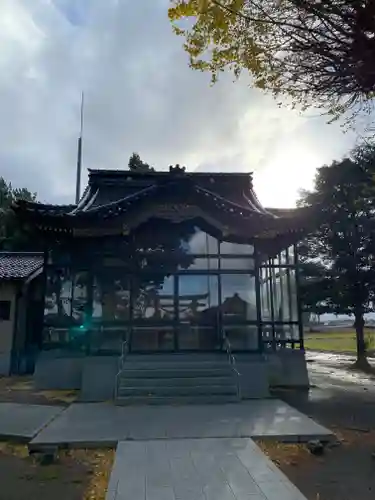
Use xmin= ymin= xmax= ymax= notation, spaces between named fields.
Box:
xmin=115 ymin=353 xmax=240 ymax=405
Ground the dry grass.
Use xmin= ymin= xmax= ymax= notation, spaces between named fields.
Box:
xmin=257 ymin=440 xmax=313 ymax=469
xmin=36 ymin=389 xmax=78 ymax=404
xmin=258 ymin=429 xmax=375 ymax=500
xmin=0 ymin=440 xmax=115 ymax=500
xmin=63 ymin=449 xmax=115 ymax=500
xmin=0 ymin=375 xmax=78 ymax=405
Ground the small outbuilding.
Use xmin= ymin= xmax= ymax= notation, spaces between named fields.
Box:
xmin=0 ymin=252 xmax=44 ymax=375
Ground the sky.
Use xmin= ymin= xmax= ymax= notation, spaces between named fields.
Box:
xmin=0 ymin=0 xmax=359 ymax=208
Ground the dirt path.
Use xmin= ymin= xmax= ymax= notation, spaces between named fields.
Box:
xmin=264 ymin=351 xmax=375 ymax=500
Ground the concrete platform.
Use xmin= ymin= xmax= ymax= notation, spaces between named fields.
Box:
xmin=106 ymin=438 xmax=307 ymax=500
xmin=0 ymin=403 xmax=65 ymax=441
xmin=29 ymin=399 xmax=333 ymax=450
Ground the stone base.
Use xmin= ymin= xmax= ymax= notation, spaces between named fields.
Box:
xmin=0 ymin=352 xmax=11 ymax=376
xmin=33 ymin=351 xmax=84 ymax=391
xmin=235 ymin=354 xmax=270 ymax=399
xmin=80 ymin=356 xmax=118 ymax=401
xmin=266 ymin=349 xmax=310 ymax=389
xmin=32 ymin=349 xmax=309 ymax=399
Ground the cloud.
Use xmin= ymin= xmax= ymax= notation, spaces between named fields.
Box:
xmin=0 ymin=0 xmax=358 ymax=207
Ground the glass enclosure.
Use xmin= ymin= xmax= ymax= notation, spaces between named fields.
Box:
xmin=42 ymin=224 xmax=302 ymax=353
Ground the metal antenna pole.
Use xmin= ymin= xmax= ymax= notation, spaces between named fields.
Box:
xmin=75 ymin=92 xmax=84 ymax=204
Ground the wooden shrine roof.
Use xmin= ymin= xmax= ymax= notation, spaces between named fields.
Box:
xmin=13 ymin=168 xmax=315 ymax=245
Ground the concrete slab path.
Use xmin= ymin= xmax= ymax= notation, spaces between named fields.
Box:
xmin=106 ymin=438 xmax=307 ymax=500
xmin=0 ymin=402 xmax=64 ymax=441
xmin=30 ymin=399 xmax=332 ymax=449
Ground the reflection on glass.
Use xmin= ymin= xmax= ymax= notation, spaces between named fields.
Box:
xmin=44 ymin=268 xmax=85 ymax=323
xmin=94 ymin=273 xmax=130 ymax=321
xmin=71 ymin=272 xmax=88 ymax=323
xmin=221 ymin=275 xmax=256 ymax=321
xmin=289 ymin=269 xmax=298 ymax=322
xmin=44 ymin=268 xmax=72 ymax=320
xmin=90 ymin=326 xmax=123 ymax=354
xmin=131 ymin=326 xmax=175 ymax=351
xmin=178 ymin=276 xmax=219 ymax=321
xmin=220 ymin=258 xmax=254 ymax=271
xmin=133 ymin=276 xmax=175 ymax=320
xmin=178 ymin=276 xmax=219 ymax=350
xmin=178 ymin=257 xmax=219 ymax=270
xmin=220 ymin=241 xmax=254 ymax=255
xmin=180 ymin=227 xmax=219 ymax=255
xmin=260 ymin=267 xmax=298 ymax=322
xmin=262 ymin=324 xmax=300 ymax=342
xmin=224 ymin=325 xmax=258 ymax=350
xmin=261 ymin=267 xmax=273 ymax=321
xmin=42 ymin=325 xmax=87 ymax=351
xmin=178 ymin=326 xmax=218 ymax=350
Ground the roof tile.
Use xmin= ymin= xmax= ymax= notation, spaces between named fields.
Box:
xmin=0 ymin=252 xmax=43 ymax=280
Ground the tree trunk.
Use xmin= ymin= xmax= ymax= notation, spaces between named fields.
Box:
xmin=354 ymin=309 xmax=367 ymax=365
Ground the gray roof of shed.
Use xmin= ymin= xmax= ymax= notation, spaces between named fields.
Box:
xmin=0 ymin=252 xmax=43 ymax=280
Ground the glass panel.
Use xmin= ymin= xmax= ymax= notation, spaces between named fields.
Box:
xmin=71 ymin=272 xmax=89 ymax=323
xmin=89 ymin=326 xmax=124 ymax=354
xmin=260 ymin=266 xmax=299 ymax=322
xmin=42 ymin=326 xmax=87 ymax=351
xmin=94 ymin=272 xmax=130 ymax=321
xmin=131 ymin=326 xmax=175 ymax=351
xmin=224 ymin=325 xmax=258 ymax=350
xmin=280 ymin=250 xmax=288 ymax=265
xmin=178 ymin=275 xmax=219 ymax=350
xmin=178 ymin=257 xmax=219 ymax=270
xmin=178 ymin=326 xmax=219 ymax=350
xmin=44 ymin=268 xmax=73 ymax=324
xmin=178 ymin=275 xmax=219 ymax=322
xmin=260 ymin=267 xmax=272 ymax=321
xmin=133 ymin=276 xmax=175 ymax=321
xmin=279 ymin=246 xmax=295 ymax=265
xmin=262 ymin=324 xmax=273 ymax=343
xmin=220 ymin=241 xmax=254 ymax=255
xmin=221 ymin=275 xmax=257 ymax=321
xmin=180 ymin=227 xmax=219 ymax=255
xmin=220 ymin=258 xmax=254 ymax=271
xmin=288 ymin=269 xmax=298 ymax=321
xmin=287 ymin=245 xmax=295 ymax=264
xmin=268 ymin=267 xmax=298 ymax=322
xmin=262 ymin=324 xmax=300 ymax=343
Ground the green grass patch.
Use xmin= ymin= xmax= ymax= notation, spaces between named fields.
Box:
xmin=304 ymin=329 xmax=375 ymax=353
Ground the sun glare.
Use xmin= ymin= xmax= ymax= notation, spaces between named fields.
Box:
xmin=254 ymin=145 xmax=320 ymax=208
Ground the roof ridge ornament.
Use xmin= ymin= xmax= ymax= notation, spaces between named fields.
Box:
xmin=169 ymin=164 xmax=186 ymax=174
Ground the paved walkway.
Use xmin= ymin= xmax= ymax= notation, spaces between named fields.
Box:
xmin=29 ymin=399 xmax=332 ymax=449
xmin=0 ymin=402 xmax=64 ymax=441
xmin=106 ymin=438 xmax=307 ymax=500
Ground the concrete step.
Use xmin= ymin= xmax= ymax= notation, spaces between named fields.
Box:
xmin=122 ymin=361 xmax=232 ymax=370
xmin=119 ymin=367 xmax=232 ymax=378
xmin=115 ymin=394 xmax=240 ymax=405
xmin=125 ymin=354 xmax=228 ymax=362
xmin=118 ymin=376 xmax=235 ymax=388
xmin=117 ymin=384 xmax=238 ymax=397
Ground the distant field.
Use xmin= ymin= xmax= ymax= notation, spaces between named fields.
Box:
xmin=304 ymin=329 xmax=375 ymax=353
